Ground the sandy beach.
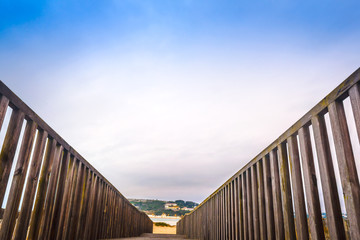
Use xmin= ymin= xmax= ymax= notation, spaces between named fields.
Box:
xmin=153 ymin=224 xmax=176 ymax=234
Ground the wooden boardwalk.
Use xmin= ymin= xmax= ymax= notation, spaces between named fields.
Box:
xmin=101 ymin=233 xmax=198 ymax=239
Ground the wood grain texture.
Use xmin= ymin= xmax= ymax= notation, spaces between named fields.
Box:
xmin=270 ymin=149 xmax=284 ymax=240
xmin=278 ymin=142 xmax=296 ymax=240
xmin=0 ymin=95 xmax=9 ymax=132
xmin=0 ymin=109 xmax=25 ymax=205
xmin=329 ymin=101 xmax=360 ymax=239
xmin=288 ymin=135 xmax=309 ymax=240
xmin=27 ymin=138 xmax=57 ymax=240
xmin=256 ymin=160 xmax=267 ymax=240
xmin=251 ymin=165 xmax=260 ymax=240
xmin=263 ymin=155 xmax=275 ymax=240
xmin=312 ymin=115 xmax=346 ymax=239
xmin=298 ymin=126 xmax=325 ymax=240
xmin=0 ymin=120 xmax=37 ymax=240
xmin=13 ymin=130 xmax=48 ymax=240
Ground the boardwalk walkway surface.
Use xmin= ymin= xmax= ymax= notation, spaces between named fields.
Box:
xmin=101 ymin=233 xmax=199 ymax=240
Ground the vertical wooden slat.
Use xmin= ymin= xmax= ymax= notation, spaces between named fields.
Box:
xmin=38 ymin=145 xmax=64 ymax=239
xmin=221 ymin=187 xmax=225 ymax=239
xmin=252 ymin=164 xmax=260 ymax=240
xmin=55 ymin=156 xmax=76 ymax=240
xmin=298 ymin=126 xmax=325 ymax=240
xmin=349 ymin=83 xmax=360 ymax=142
xmin=93 ymin=180 xmax=105 ymax=239
xmin=262 ymin=155 xmax=275 ymax=240
xmin=247 ymin=168 xmax=254 ymax=240
xmin=238 ymin=175 xmax=244 ymax=240
xmin=0 ymin=109 xmax=25 ymax=205
xmin=312 ymin=114 xmax=346 ymax=239
xmin=329 ymin=101 xmax=360 ymax=239
xmin=76 ymin=168 xmax=93 ymax=239
xmin=257 ymin=160 xmax=267 ymax=240
xmin=231 ymin=181 xmax=235 ymax=240
xmin=13 ymin=130 xmax=48 ymax=240
xmin=288 ymin=135 xmax=309 ymax=240
xmin=0 ymin=120 xmax=37 ymax=240
xmin=0 ymin=95 xmax=9 ymax=131
xmin=263 ymin=154 xmax=275 ymax=240
xmin=66 ymin=162 xmax=86 ymax=239
xmin=234 ymin=177 xmax=239 ymax=240
xmin=278 ymin=142 xmax=296 ymax=240
xmin=27 ymin=138 xmax=57 ymax=240
xmin=83 ymin=174 xmax=99 ymax=240
xmin=242 ymin=172 xmax=248 ymax=240
xmin=60 ymin=159 xmax=80 ymax=240
xmin=48 ymin=151 xmax=71 ymax=240
xmin=270 ymin=149 xmax=284 ymax=240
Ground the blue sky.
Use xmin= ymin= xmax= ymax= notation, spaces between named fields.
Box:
xmin=1 ymin=0 xmax=360 ymax=203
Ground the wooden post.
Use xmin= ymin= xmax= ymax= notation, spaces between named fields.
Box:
xmin=13 ymin=130 xmax=48 ymax=240
xmin=0 ymin=120 xmax=37 ymax=240
xmin=252 ymin=165 xmax=260 ymax=240
xmin=278 ymin=142 xmax=296 ymax=240
xmin=270 ymin=149 xmax=285 ymax=240
xmin=298 ymin=126 xmax=325 ymax=240
xmin=312 ymin=115 xmax=346 ymax=239
xmin=288 ymin=135 xmax=309 ymax=240
xmin=263 ymin=155 xmax=275 ymax=240
xmin=329 ymin=101 xmax=360 ymax=239
xmin=0 ymin=109 xmax=25 ymax=205
xmin=27 ymin=138 xmax=57 ymax=240
xmin=257 ymin=160 xmax=267 ymax=240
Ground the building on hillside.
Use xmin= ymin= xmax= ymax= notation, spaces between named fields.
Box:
xmin=181 ymin=207 xmax=194 ymax=211
xmin=165 ymin=203 xmax=180 ymax=211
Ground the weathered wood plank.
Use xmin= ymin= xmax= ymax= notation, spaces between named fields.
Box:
xmin=263 ymin=155 xmax=275 ymax=240
xmin=278 ymin=142 xmax=296 ymax=240
xmin=238 ymin=175 xmax=244 ymax=240
xmin=311 ymin=114 xmax=346 ymax=239
xmin=256 ymin=160 xmax=267 ymax=240
xmin=13 ymin=129 xmax=48 ymax=240
xmin=329 ymin=101 xmax=360 ymax=239
xmin=38 ymin=144 xmax=64 ymax=239
xmin=83 ymin=173 xmax=99 ymax=240
xmin=270 ymin=149 xmax=284 ymax=240
xmin=48 ymin=151 xmax=71 ymax=240
xmin=76 ymin=168 xmax=93 ymax=239
xmin=252 ymin=164 xmax=260 ymax=240
xmin=0 ymin=95 xmax=9 ymax=132
xmin=242 ymin=172 xmax=248 ymax=240
xmin=0 ymin=109 xmax=25 ymax=205
xmin=349 ymin=83 xmax=360 ymax=143
xmin=247 ymin=168 xmax=254 ymax=240
xmin=55 ymin=156 xmax=76 ymax=240
xmin=288 ymin=135 xmax=309 ymax=240
xmin=27 ymin=138 xmax=57 ymax=240
xmin=234 ymin=177 xmax=239 ymax=240
xmin=0 ymin=120 xmax=37 ymax=240
xmin=66 ymin=162 xmax=86 ymax=239
xmin=298 ymin=126 xmax=325 ymax=240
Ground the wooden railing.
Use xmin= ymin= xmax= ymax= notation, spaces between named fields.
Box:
xmin=0 ymin=81 xmax=153 ymax=240
xmin=177 ymin=68 xmax=360 ymax=240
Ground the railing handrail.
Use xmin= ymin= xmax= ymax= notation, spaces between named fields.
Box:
xmin=0 ymin=80 xmax=136 ymax=209
xmin=189 ymin=67 xmax=360 ymax=212
xmin=0 ymin=80 xmax=152 ymax=239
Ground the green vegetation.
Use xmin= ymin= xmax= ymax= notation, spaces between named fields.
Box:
xmin=175 ymin=200 xmax=197 ymax=208
xmin=129 ymin=199 xmax=198 ymax=217
xmin=154 ymin=222 xmax=171 ymax=227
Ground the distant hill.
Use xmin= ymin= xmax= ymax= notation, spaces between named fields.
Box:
xmin=129 ymin=199 xmax=199 ymax=217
